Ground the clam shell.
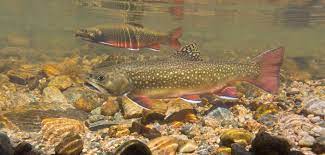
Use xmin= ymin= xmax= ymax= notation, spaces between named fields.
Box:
xmin=115 ymin=140 xmax=151 ymax=155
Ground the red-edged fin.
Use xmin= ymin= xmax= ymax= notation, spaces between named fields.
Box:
xmin=147 ymin=43 xmax=160 ymax=51
xmin=250 ymin=47 xmax=284 ymax=94
xmin=180 ymin=95 xmax=201 ymax=104
xmin=168 ymin=27 xmax=182 ymax=50
xmin=127 ymin=95 xmax=154 ymax=110
xmin=217 ymin=86 xmax=239 ymax=98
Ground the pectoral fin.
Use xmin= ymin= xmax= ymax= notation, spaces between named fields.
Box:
xmin=126 ymin=95 xmax=154 ymax=110
xmin=180 ymin=95 xmax=201 ymax=104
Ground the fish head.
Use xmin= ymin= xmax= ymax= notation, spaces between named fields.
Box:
xmin=85 ymin=68 xmax=132 ymax=96
xmin=75 ymin=28 xmax=103 ymax=42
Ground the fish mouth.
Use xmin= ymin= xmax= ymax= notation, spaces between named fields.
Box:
xmin=84 ymin=79 xmax=108 ymax=94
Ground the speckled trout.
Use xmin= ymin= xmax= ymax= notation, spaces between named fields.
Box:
xmin=75 ymin=23 xmax=182 ymax=51
xmin=86 ymin=43 xmax=284 ymax=109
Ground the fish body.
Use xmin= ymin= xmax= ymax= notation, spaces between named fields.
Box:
xmin=86 ymin=44 xmax=284 ymax=109
xmin=75 ymin=24 xmax=182 ymax=51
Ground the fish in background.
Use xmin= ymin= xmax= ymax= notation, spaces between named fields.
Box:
xmin=85 ymin=43 xmax=284 ymax=109
xmin=75 ymin=24 xmax=182 ymax=51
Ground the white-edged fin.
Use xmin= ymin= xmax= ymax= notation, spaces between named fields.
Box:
xmin=217 ymin=96 xmax=238 ymax=101
xmin=180 ymin=97 xmax=201 ymax=104
xmin=99 ymin=41 xmax=114 ymax=46
xmin=124 ymin=95 xmax=151 ymax=110
xmin=146 ymin=48 xmax=160 ymax=52
xmin=128 ymin=48 xmax=140 ymax=51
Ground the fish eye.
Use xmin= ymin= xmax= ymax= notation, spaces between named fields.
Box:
xmin=97 ymin=75 xmax=105 ymax=81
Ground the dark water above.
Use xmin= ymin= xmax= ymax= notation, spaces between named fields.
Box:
xmin=0 ymin=0 xmax=324 ymax=78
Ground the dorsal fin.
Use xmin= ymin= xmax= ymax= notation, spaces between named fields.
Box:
xmin=173 ymin=42 xmax=203 ymax=61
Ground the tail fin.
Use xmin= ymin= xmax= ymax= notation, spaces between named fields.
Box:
xmin=168 ymin=27 xmax=182 ymax=50
xmin=250 ymin=47 xmax=284 ymax=94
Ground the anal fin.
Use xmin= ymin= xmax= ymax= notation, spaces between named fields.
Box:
xmin=147 ymin=43 xmax=160 ymax=51
xmin=215 ymin=86 xmax=239 ymax=101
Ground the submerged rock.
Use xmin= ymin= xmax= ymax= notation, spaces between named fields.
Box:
xmin=101 ymin=97 xmax=120 ymax=116
xmin=55 ymin=132 xmax=83 ymax=155
xmin=41 ymin=118 xmax=86 ymax=145
xmin=250 ymin=131 xmax=291 ymax=155
xmin=73 ymin=96 xmax=97 ymax=113
xmin=148 ymin=136 xmax=179 ymax=155
xmin=302 ymin=98 xmax=325 ymax=116
xmin=42 ymin=86 xmax=67 ymax=104
xmin=115 ymin=140 xmax=151 ymax=155
xmin=0 ymin=132 xmax=14 ymax=155
xmin=7 ymin=64 xmax=41 ymax=86
xmin=205 ymin=107 xmax=236 ymax=127
xmin=130 ymin=122 xmax=161 ymax=139
xmin=254 ymin=103 xmax=280 ymax=120
xmin=220 ymin=129 xmax=254 ymax=147
xmin=48 ymin=75 xmax=73 ymax=90
xmin=121 ymin=96 xmax=143 ymax=119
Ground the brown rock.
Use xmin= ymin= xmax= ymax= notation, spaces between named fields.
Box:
xmin=121 ymin=96 xmax=143 ymax=119
xmin=148 ymin=136 xmax=179 ymax=155
xmin=48 ymin=75 xmax=73 ymax=90
xmin=42 ymin=64 xmax=61 ymax=77
xmin=7 ymin=64 xmax=40 ymax=85
xmin=55 ymin=132 xmax=83 ymax=155
xmin=43 ymin=86 xmax=68 ymax=104
xmin=101 ymin=97 xmax=120 ymax=116
xmin=73 ymin=96 xmax=97 ymax=113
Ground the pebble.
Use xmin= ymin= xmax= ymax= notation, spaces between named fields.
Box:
xmin=101 ymin=97 xmax=120 ymax=116
xmin=298 ymin=135 xmax=316 ymax=146
xmin=48 ymin=75 xmax=73 ymax=90
xmin=206 ymin=107 xmax=236 ymax=127
xmin=121 ymin=96 xmax=143 ymax=119
xmin=7 ymin=64 xmax=40 ymax=85
xmin=87 ymin=120 xmax=118 ymax=131
xmin=129 ymin=122 xmax=161 ymax=139
xmin=0 ymin=132 xmax=14 ymax=155
xmin=178 ymin=140 xmax=197 ymax=153
xmin=220 ymin=129 xmax=253 ymax=147
xmin=42 ymin=86 xmax=67 ymax=104
xmin=303 ymin=98 xmax=325 ymax=116
xmin=73 ymin=96 xmax=97 ymax=112
xmin=55 ymin=132 xmax=83 ymax=155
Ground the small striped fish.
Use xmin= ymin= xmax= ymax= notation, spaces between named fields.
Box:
xmin=75 ymin=24 xmax=182 ymax=51
xmin=85 ymin=43 xmax=284 ymax=109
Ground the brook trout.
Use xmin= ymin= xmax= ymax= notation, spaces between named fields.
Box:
xmin=75 ymin=24 xmax=182 ymax=51
xmin=86 ymin=43 xmax=284 ymax=109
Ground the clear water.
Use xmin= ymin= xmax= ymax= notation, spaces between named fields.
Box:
xmin=0 ymin=0 xmax=324 ymax=78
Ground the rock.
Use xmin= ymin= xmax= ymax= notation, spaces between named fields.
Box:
xmin=121 ymin=96 xmax=143 ymax=119
xmin=42 ymin=64 xmax=61 ymax=77
xmin=107 ymin=124 xmax=130 ymax=138
xmin=0 ymin=132 xmax=14 ymax=155
xmin=254 ymin=103 xmax=280 ymax=120
xmin=313 ymin=136 xmax=325 ymax=154
xmin=250 ymin=131 xmax=291 ymax=155
xmin=231 ymin=143 xmax=252 ymax=155
xmin=7 ymin=64 xmax=40 ymax=85
xmin=114 ymin=140 xmax=151 ymax=155
xmin=141 ymin=110 xmax=165 ymax=125
xmin=287 ymin=88 xmax=300 ymax=96
xmin=298 ymin=135 xmax=316 ymax=146
xmin=178 ymin=140 xmax=197 ymax=153
xmin=213 ymin=146 xmax=231 ymax=155
xmin=87 ymin=120 xmax=118 ymax=131
xmin=90 ymin=107 xmax=102 ymax=115
xmin=303 ymin=98 xmax=325 ymax=116
xmin=129 ymin=122 xmax=161 ymax=139
xmin=220 ymin=129 xmax=253 ymax=147
xmin=257 ymin=114 xmax=278 ymax=127
xmin=48 ymin=75 xmax=73 ymax=90
xmin=42 ymin=86 xmax=67 ymax=104
xmin=101 ymin=97 xmax=120 ymax=116
xmin=55 ymin=132 xmax=83 ymax=155
xmin=148 ymin=136 xmax=178 ymax=155
xmin=206 ymin=107 xmax=236 ymax=127
xmin=73 ymin=96 xmax=97 ymax=112
xmin=41 ymin=118 xmax=86 ymax=145
xmin=64 ymin=87 xmax=104 ymax=112
xmin=13 ymin=141 xmax=36 ymax=155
